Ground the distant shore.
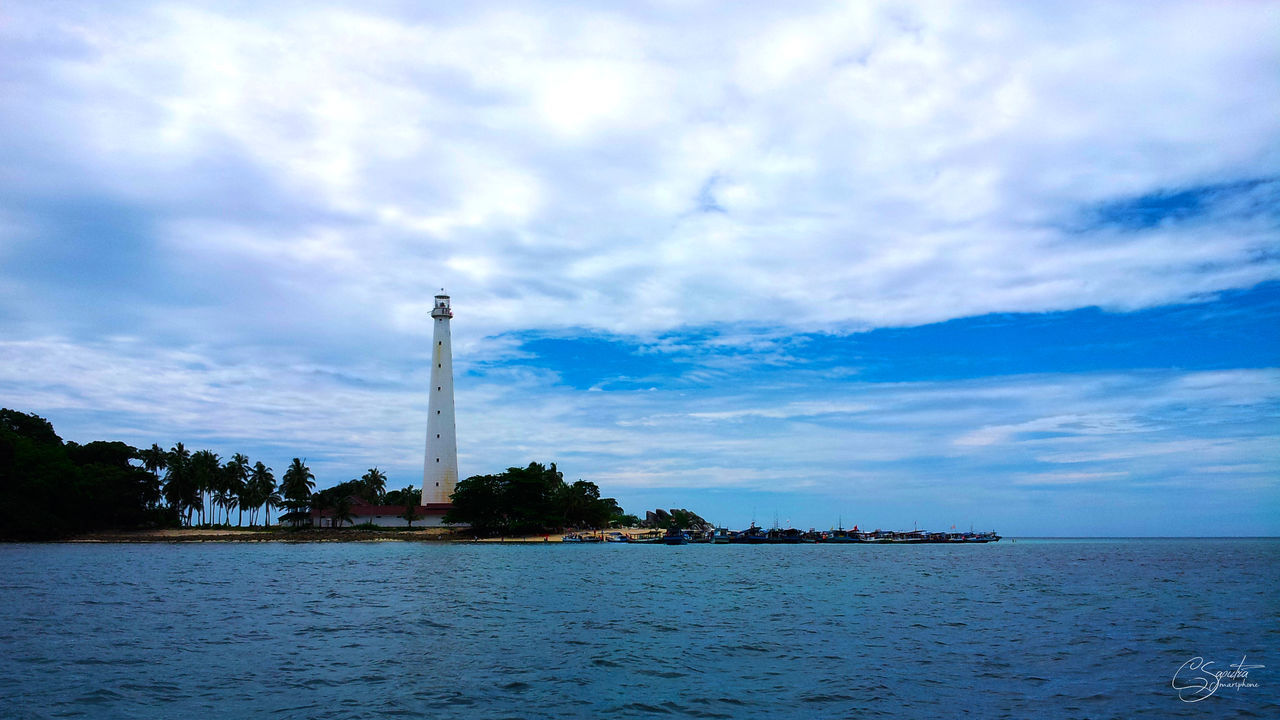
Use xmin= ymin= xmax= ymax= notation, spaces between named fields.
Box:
xmin=41 ymin=528 xmax=601 ymax=543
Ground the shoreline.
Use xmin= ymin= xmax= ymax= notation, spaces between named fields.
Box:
xmin=15 ymin=528 xmax=582 ymax=543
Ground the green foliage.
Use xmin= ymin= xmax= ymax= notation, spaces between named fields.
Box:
xmin=245 ymin=461 xmax=277 ymax=527
xmin=443 ymin=462 xmax=627 ymax=535
xmin=224 ymin=453 xmax=250 ymax=526
xmin=189 ymin=449 xmax=221 ymax=526
xmin=280 ymin=458 xmax=315 ymax=527
xmin=332 ymin=496 xmax=354 ymax=528
xmin=164 ymin=443 xmax=197 ymax=524
xmin=399 ymin=501 xmax=421 ymax=528
xmin=359 ymin=467 xmax=387 ymax=504
xmin=611 ymin=513 xmax=641 ymax=528
xmin=313 ymin=478 xmax=364 ymax=509
xmin=0 ymin=409 xmax=171 ymax=539
xmin=384 ymin=486 xmax=420 ymax=507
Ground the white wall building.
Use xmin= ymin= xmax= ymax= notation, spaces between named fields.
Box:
xmin=311 ymin=499 xmax=452 ymax=528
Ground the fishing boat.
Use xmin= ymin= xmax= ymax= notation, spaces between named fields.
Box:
xmin=820 ymin=524 xmax=861 ymax=543
xmin=663 ymin=528 xmax=691 ymax=545
xmin=730 ymin=524 xmax=769 ymax=543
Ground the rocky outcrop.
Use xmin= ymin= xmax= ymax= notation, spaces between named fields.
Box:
xmin=641 ymin=508 xmax=712 ymax=532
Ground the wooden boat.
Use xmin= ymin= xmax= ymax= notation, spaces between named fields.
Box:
xmin=663 ymin=528 xmax=690 ymax=545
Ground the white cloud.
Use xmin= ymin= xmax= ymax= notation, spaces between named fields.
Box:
xmin=3 ymin=337 xmax=1274 ymax=503
xmin=2 ymin=1 xmax=1277 ymax=345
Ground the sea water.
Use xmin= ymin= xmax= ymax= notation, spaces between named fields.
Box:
xmin=0 ymin=539 xmax=1276 ymax=719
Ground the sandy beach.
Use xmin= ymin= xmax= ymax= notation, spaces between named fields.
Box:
xmin=51 ymin=528 xmax=649 ymax=543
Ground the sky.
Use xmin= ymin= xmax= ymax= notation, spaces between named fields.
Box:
xmin=1 ymin=0 xmax=1277 ymax=535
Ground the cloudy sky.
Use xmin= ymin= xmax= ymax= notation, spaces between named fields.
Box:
xmin=2 ymin=1 xmax=1277 ymax=535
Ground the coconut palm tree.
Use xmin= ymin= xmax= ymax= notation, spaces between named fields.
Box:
xmin=224 ymin=453 xmax=250 ymax=526
xmin=164 ymin=443 xmax=196 ymax=525
xmin=312 ymin=493 xmax=332 ymax=528
xmin=246 ymin=461 xmax=275 ymax=526
xmin=332 ymin=496 xmax=354 ymax=528
xmin=399 ymin=487 xmax=421 ymax=529
xmin=280 ymin=458 xmax=315 ymax=527
xmin=360 ymin=467 xmax=388 ymax=503
xmin=140 ymin=443 xmax=167 ymax=510
xmin=262 ymin=485 xmax=282 ymax=527
xmin=189 ymin=450 xmax=221 ymax=526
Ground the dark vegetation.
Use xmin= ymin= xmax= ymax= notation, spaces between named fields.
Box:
xmin=0 ymin=409 xmax=164 ymax=539
xmin=2 ymin=409 xmax=344 ymax=539
xmin=443 ymin=462 xmax=637 ymax=535
xmin=1 ymin=409 xmax=646 ymax=540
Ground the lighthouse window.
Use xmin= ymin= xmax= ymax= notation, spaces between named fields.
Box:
xmin=436 ymin=434 xmax=440 ymax=438
xmin=437 ymin=386 xmax=441 ymax=391
xmin=438 ymin=341 xmax=442 ymax=346
xmin=438 ymin=363 xmax=441 ymax=368
xmin=436 ymin=410 xmax=440 ymax=414
xmin=436 ymin=458 xmax=440 ymax=462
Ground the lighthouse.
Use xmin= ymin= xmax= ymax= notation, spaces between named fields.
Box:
xmin=422 ymin=291 xmax=458 ymax=505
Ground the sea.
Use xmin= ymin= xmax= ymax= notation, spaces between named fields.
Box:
xmin=0 ymin=538 xmax=1276 ymax=719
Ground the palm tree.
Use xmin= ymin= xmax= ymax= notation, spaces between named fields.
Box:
xmin=312 ymin=493 xmax=332 ymax=528
xmin=190 ymin=450 xmax=221 ymax=527
xmin=140 ymin=443 xmax=167 ymax=510
xmin=224 ymin=453 xmax=250 ymax=527
xmin=262 ymin=486 xmax=282 ymax=527
xmin=332 ymin=496 xmax=354 ymax=528
xmin=280 ymin=458 xmax=316 ymax=527
xmin=245 ymin=461 xmax=274 ymax=526
xmin=164 ymin=443 xmax=196 ymax=525
xmin=399 ymin=488 xmax=421 ymax=529
xmin=360 ymin=467 xmax=387 ymax=503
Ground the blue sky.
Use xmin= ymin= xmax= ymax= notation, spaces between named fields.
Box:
xmin=1 ymin=1 xmax=1277 ymax=534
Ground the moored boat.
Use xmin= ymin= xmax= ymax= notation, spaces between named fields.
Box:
xmin=663 ymin=528 xmax=691 ymax=545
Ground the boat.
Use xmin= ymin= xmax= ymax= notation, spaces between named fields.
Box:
xmin=820 ymin=523 xmax=862 ymax=543
xmin=730 ymin=524 xmax=769 ymax=543
xmin=663 ymin=528 xmax=691 ymax=545
xmin=766 ymin=527 xmax=806 ymax=544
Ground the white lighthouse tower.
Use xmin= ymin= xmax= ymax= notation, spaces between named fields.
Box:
xmin=422 ymin=290 xmax=459 ymax=506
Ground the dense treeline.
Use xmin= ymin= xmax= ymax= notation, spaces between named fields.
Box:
xmin=1 ymin=409 xmax=641 ymax=539
xmin=0 ymin=410 xmax=163 ymax=538
xmin=443 ymin=462 xmax=637 ymax=535
xmin=1 ymin=409 xmax=355 ymax=539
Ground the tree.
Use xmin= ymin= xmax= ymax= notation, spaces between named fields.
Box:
xmin=399 ymin=500 xmax=421 ymax=528
xmin=246 ymin=461 xmax=275 ymax=527
xmin=312 ymin=492 xmax=332 ymax=527
xmin=224 ymin=453 xmax=250 ymax=527
xmin=279 ymin=458 xmax=315 ymax=527
xmin=611 ymin=513 xmax=640 ymax=528
xmin=0 ymin=410 xmax=170 ymax=538
xmin=139 ymin=443 xmax=167 ymax=510
xmin=359 ymin=467 xmax=387 ymax=503
xmin=164 ymin=443 xmax=196 ymax=525
xmin=332 ymin=496 xmax=354 ymax=528
xmin=444 ymin=462 xmax=626 ymax=536
xmin=384 ymin=486 xmax=420 ymax=507
xmin=189 ymin=450 xmax=221 ymax=526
